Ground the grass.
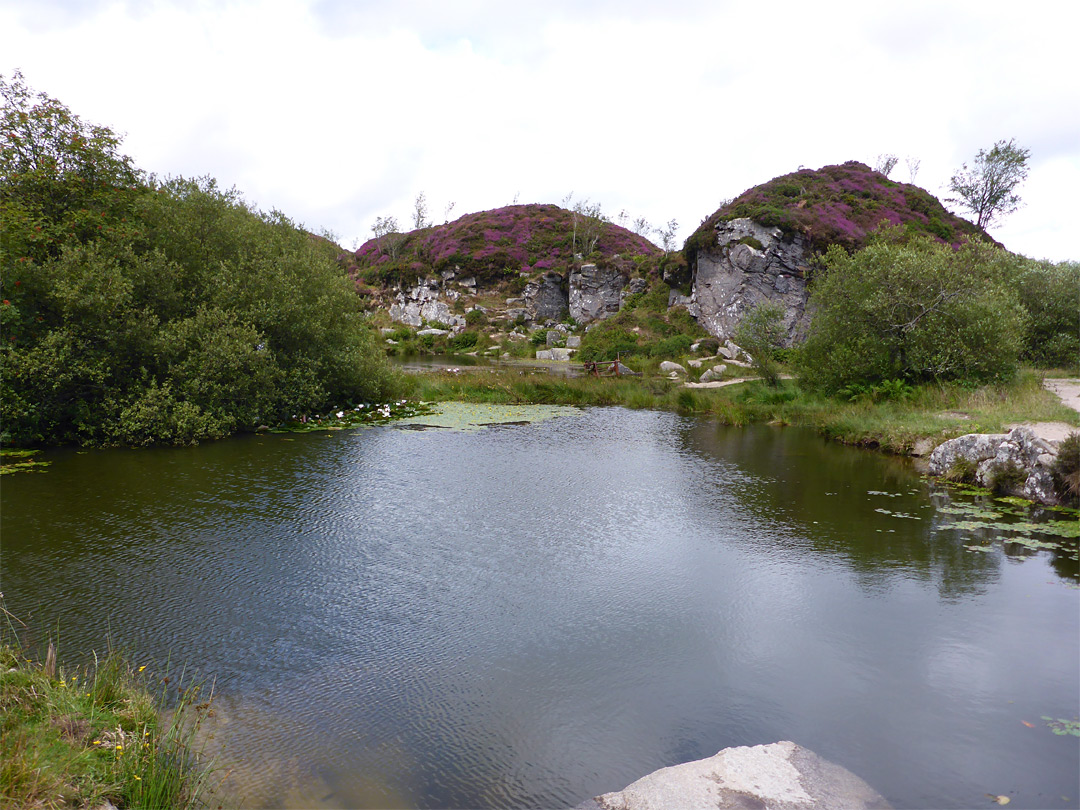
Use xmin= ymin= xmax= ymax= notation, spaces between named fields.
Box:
xmin=0 ymin=612 xmax=215 ymax=810
xmin=414 ymin=368 xmax=1079 ymax=456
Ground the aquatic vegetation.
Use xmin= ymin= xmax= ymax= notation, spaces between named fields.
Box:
xmin=1041 ymin=716 xmax=1080 ymax=737
xmin=0 ymin=447 xmax=50 ymax=475
xmin=393 ymin=401 xmax=582 ymax=432
xmin=269 ymin=400 xmax=436 ymax=433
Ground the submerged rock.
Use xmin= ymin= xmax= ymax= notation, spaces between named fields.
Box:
xmin=579 ymin=741 xmax=889 ymax=810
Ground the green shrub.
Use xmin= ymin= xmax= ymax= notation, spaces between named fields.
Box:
xmin=988 ymin=461 xmax=1027 ymax=495
xmin=735 ymin=301 xmax=786 ymax=386
xmin=464 ymin=308 xmax=488 ymax=327
xmin=1016 ymin=259 xmax=1080 ymax=367
xmin=1052 ymin=432 xmax=1080 ymax=505
xmin=448 ymin=330 xmax=480 ymax=351
xmin=797 ymin=232 xmax=1027 ymax=393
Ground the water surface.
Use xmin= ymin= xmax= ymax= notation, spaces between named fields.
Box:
xmin=3 ymin=409 xmax=1077 ymax=808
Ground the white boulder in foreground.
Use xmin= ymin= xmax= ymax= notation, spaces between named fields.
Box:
xmin=579 ymin=741 xmax=890 ymax=810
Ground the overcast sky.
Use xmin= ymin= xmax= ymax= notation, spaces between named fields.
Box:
xmin=2 ymin=0 xmax=1077 ymax=260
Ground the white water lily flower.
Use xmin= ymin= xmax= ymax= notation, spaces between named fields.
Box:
xmin=336 ymin=411 xmax=345 ymax=418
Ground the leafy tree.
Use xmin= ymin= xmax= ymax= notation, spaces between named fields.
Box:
xmin=371 ymin=214 xmax=402 ymax=259
xmin=1015 ymin=259 xmax=1080 ymax=367
xmin=947 ymin=138 xmax=1030 ymax=229
xmin=797 ymin=231 xmax=1027 ymax=392
xmin=1 ymin=75 xmax=402 ymax=446
xmin=734 ymin=302 xmax=786 ymax=386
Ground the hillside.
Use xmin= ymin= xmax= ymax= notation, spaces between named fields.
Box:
xmin=347 ymin=203 xmax=662 ymax=292
xmin=684 ymin=161 xmax=995 ymax=264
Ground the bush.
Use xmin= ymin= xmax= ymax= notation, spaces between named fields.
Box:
xmin=988 ymin=460 xmax=1027 ymax=495
xmin=1016 ymin=259 xmax=1080 ymax=367
xmin=797 ymin=232 xmax=1027 ymax=393
xmin=448 ymin=330 xmax=480 ymax=351
xmin=1052 ymin=432 xmax=1080 ymax=505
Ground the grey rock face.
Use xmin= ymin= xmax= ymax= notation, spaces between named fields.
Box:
xmin=570 ymin=264 xmax=629 ymax=324
xmin=928 ymin=427 xmax=1062 ymax=504
xmin=691 ymin=218 xmax=811 ymax=345
xmin=581 ymin=741 xmax=890 ymax=810
xmin=523 ymin=272 xmax=567 ymax=323
xmin=389 ymin=277 xmax=466 ymax=331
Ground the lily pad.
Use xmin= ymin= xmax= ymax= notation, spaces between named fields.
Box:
xmin=393 ymin=402 xmax=582 ymax=432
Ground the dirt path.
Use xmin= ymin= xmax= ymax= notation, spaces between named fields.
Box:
xmin=1006 ymin=378 xmax=1080 ymax=444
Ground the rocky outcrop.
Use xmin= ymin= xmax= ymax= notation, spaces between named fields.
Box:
xmin=570 ymin=264 xmax=628 ymax=324
xmin=388 ymin=276 xmax=466 ymax=331
xmin=928 ymin=426 xmax=1060 ymax=504
xmin=689 ymin=218 xmax=811 ymax=345
xmin=522 ymin=272 xmax=568 ymax=323
xmin=579 ymin=741 xmax=889 ymax=810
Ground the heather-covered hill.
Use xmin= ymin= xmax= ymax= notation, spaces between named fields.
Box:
xmin=684 ymin=161 xmax=994 ymax=264
xmin=347 ymin=203 xmax=662 ymax=291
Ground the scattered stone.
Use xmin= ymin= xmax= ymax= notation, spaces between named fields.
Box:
xmin=550 ymin=348 xmax=573 ymax=361
xmin=417 ymin=328 xmax=449 ymax=337
xmin=581 ymin=741 xmax=890 ymax=810
xmin=566 ymin=335 xmax=582 ymax=349
xmin=535 ymin=350 xmax=553 ymax=361
xmin=688 ymin=359 xmax=702 ymax=369
xmin=699 ymin=367 xmax=726 ymax=383
xmin=546 ymin=330 xmax=561 ymax=347
xmin=659 ymin=361 xmax=687 ymax=376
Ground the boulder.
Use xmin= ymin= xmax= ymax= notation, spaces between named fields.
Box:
xmin=550 ymin=348 xmax=573 ymax=361
xmin=546 ymin=330 xmax=562 ymax=347
xmin=566 ymin=335 xmax=582 ymax=349
xmin=659 ymin=361 xmax=687 ymax=376
xmin=927 ymin=426 xmax=1061 ymax=504
xmin=699 ymin=365 xmax=727 ymax=383
xmin=580 ymin=741 xmax=889 ymax=810
xmin=570 ymin=264 xmax=629 ymax=324
xmin=416 ymin=328 xmax=448 ymax=337
xmin=690 ymin=218 xmax=811 ymax=345
xmin=535 ymin=350 xmax=553 ymax=361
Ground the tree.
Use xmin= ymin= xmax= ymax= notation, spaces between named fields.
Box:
xmin=734 ymin=301 xmax=785 ymax=386
xmin=371 ymin=215 xmax=402 ymax=259
xmin=947 ymin=138 xmax=1030 ymax=229
xmin=797 ymin=230 xmax=1028 ymax=392
xmin=412 ymin=191 xmax=429 ymax=230
xmin=874 ymin=153 xmax=898 ymax=177
xmin=905 ymin=156 xmax=921 ymax=184
xmin=655 ymin=218 xmax=679 ymax=252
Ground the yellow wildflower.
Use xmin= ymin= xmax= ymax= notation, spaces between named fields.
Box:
xmin=138 ymin=665 xmax=146 ymax=672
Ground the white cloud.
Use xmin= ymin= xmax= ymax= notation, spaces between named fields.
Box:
xmin=1 ymin=0 xmax=1077 ymax=259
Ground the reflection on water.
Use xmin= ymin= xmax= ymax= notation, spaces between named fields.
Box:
xmin=2 ymin=410 xmax=1077 ymax=809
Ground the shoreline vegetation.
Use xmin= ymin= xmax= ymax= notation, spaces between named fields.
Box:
xmin=1 ymin=605 xmax=215 ymax=810
xmin=407 ymin=364 xmax=1079 ymax=455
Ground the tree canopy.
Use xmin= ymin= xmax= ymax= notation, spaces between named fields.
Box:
xmin=797 ymin=231 xmax=1028 ymax=392
xmin=947 ymin=138 xmax=1030 ymax=230
xmin=1 ymin=72 xmax=402 ymax=446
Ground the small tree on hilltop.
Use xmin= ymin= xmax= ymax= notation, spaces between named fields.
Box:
xmin=874 ymin=153 xmax=898 ymax=177
xmin=371 ymin=215 xmax=402 ymax=259
xmin=947 ymin=138 xmax=1030 ymax=229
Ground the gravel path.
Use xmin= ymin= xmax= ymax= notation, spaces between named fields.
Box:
xmin=1006 ymin=377 xmax=1080 ymax=444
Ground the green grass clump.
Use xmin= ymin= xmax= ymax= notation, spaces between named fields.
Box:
xmin=0 ymin=629 xmax=215 ymax=810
